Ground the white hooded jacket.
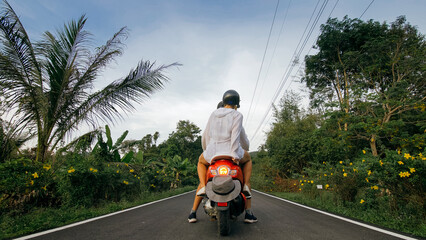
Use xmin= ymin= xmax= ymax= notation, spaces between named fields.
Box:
xmin=202 ymin=108 xmax=249 ymax=164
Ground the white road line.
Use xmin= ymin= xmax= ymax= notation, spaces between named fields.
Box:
xmin=254 ymin=190 xmax=418 ymax=240
xmin=14 ymin=190 xmax=195 ymax=240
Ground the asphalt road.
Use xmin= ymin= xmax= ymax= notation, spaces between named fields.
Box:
xmin=22 ymin=190 xmax=416 ymax=240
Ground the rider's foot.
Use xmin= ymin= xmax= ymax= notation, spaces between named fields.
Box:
xmin=244 ymin=212 xmax=258 ymax=223
xmin=196 ymin=186 xmax=206 ymax=196
xmin=188 ymin=212 xmax=197 ymax=223
xmin=242 ymin=184 xmax=252 ymax=199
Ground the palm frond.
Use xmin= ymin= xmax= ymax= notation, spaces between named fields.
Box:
xmin=52 ymin=60 xmax=180 ymax=146
xmin=0 ymin=0 xmax=43 ymax=129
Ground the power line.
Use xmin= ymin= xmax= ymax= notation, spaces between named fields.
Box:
xmin=360 ymin=0 xmax=374 ymax=19
xmin=247 ymin=0 xmax=293 ymax=130
xmin=250 ymin=0 xmax=329 ymax=143
xmin=245 ymin=0 xmax=280 ymax=127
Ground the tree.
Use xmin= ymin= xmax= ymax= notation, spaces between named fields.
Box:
xmin=0 ymin=1 xmax=179 ymax=162
xmin=303 ymin=16 xmax=425 ymax=156
xmin=263 ymin=91 xmax=320 ymax=176
xmin=159 ymin=120 xmax=202 ymax=163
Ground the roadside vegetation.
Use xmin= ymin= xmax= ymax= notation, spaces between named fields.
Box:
xmin=252 ymin=16 xmax=425 ymax=238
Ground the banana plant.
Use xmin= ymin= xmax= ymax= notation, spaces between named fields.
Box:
xmin=92 ymin=125 xmax=133 ymax=163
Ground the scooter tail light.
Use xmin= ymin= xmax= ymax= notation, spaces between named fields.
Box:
xmin=217 ymin=202 xmax=228 ymax=207
xmin=210 ymin=169 xmax=217 ymax=175
xmin=230 ymin=170 xmax=237 ymax=176
xmin=218 ymin=166 xmax=229 ymax=175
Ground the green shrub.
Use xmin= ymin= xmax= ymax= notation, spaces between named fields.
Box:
xmin=0 ymin=158 xmax=57 ymax=213
xmin=56 ymin=153 xmax=145 ymax=207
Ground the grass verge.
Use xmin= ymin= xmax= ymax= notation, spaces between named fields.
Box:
xmin=0 ymin=186 xmax=195 ymax=240
xmin=267 ymin=191 xmax=425 ymax=238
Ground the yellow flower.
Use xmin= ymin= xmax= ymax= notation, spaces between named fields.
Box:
xmin=125 ymin=163 xmax=129 ymax=167
xmin=398 ymin=161 xmax=404 ymax=165
xmin=365 ymin=178 xmax=369 ymax=182
xmin=349 ymin=163 xmax=353 ymax=166
xmin=323 ymin=161 xmax=326 ymax=165
xmin=123 ymin=181 xmax=129 ymax=185
xmin=404 ymin=153 xmax=411 ymax=159
xmin=330 ymin=173 xmax=333 ymax=176
xmin=301 ymin=183 xmax=304 ymax=186
xmin=130 ymin=169 xmax=135 ymax=173
xmin=397 ymin=149 xmax=401 ymax=155
xmin=362 ymin=159 xmax=365 ymax=163
xmin=360 ymin=199 xmax=365 ymax=204
xmin=304 ymin=180 xmax=307 ymax=182
xmin=325 ymin=184 xmax=329 ymax=189
xmin=362 ymin=150 xmax=366 ymax=154
xmin=32 ymin=172 xmax=39 ymax=178
xmin=353 ymin=168 xmax=357 ymax=172
xmin=339 ymin=161 xmax=343 ymax=164
xmin=93 ymin=169 xmax=98 ymax=173
xmin=379 ymin=160 xmax=384 ymax=166
xmin=299 ymin=188 xmax=302 ymax=191
xmin=90 ymin=168 xmax=94 ymax=171
xmin=43 ymin=164 xmax=51 ymax=171
xmin=343 ymin=173 xmax=348 ymax=177
xmin=68 ymin=168 xmax=75 ymax=173
xmin=409 ymin=168 xmax=415 ymax=173
xmin=324 ymin=174 xmax=327 ymax=177
xmin=41 ymin=185 xmax=47 ymax=191
xmin=116 ymin=170 xmax=120 ymax=173
xmin=371 ymin=185 xmax=379 ymax=190
xmin=367 ymin=170 xmax=372 ymax=176
xmin=30 ymin=180 xmax=34 ymax=185
xmin=399 ymin=172 xmax=411 ymax=178
xmin=311 ymin=180 xmax=314 ymax=184
xmin=300 ymin=180 xmax=302 ymax=183
xmin=342 ymin=169 xmax=345 ymax=172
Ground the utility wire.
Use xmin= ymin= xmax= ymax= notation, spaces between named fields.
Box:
xmin=360 ymin=0 xmax=374 ymax=19
xmin=250 ymin=0 xmax=329 ymax=143
xmin=247 ymin=0 xmax=293 ymax=129
xmin=245 ymin=0 xmax=280 ymax=127
xmin=251 ymin=0 xmax=340 ymax=148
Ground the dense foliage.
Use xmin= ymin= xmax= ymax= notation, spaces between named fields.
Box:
xmin=253 ymin=16 xmax=425 ymax=236
xmin=1 ymin=122 xmax=200 ymax=212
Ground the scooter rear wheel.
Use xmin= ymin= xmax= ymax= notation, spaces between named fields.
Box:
xmin=217 ymin=209 xmax=231 ymax=236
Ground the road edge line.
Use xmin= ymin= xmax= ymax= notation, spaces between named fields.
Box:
xmin=254 ymin=190 xmax=418 ymax=240
xmin=14 ymin=190 xmax=196 ymax=240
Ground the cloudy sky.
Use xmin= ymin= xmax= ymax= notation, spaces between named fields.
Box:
xmin=6 ymin=0 xmax=426 ymax=150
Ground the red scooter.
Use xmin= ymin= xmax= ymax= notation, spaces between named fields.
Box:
xmin=202 ymin=158 xmax=247 ymax=236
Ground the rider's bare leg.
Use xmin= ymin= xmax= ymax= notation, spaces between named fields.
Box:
xmin=191 ymin=154 xmax=209 ymax=211
xmin=191 ymin=184 xmax=204 ymax=211
xmin=197 ymin=154 xmax=209 ymax=187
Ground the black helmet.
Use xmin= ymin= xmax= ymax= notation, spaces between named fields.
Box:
xmin=217 ymin=101 xmax=224 ymax=109
xmin=222 ymin=90 xmax=240 ymax=108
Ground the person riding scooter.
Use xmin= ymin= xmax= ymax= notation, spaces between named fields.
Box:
xmin=188 ymin=90 xmax=257 ymax=223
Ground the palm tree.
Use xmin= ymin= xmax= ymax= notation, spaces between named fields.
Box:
xmin=0 ymin=1 xmax=179 ymax=162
